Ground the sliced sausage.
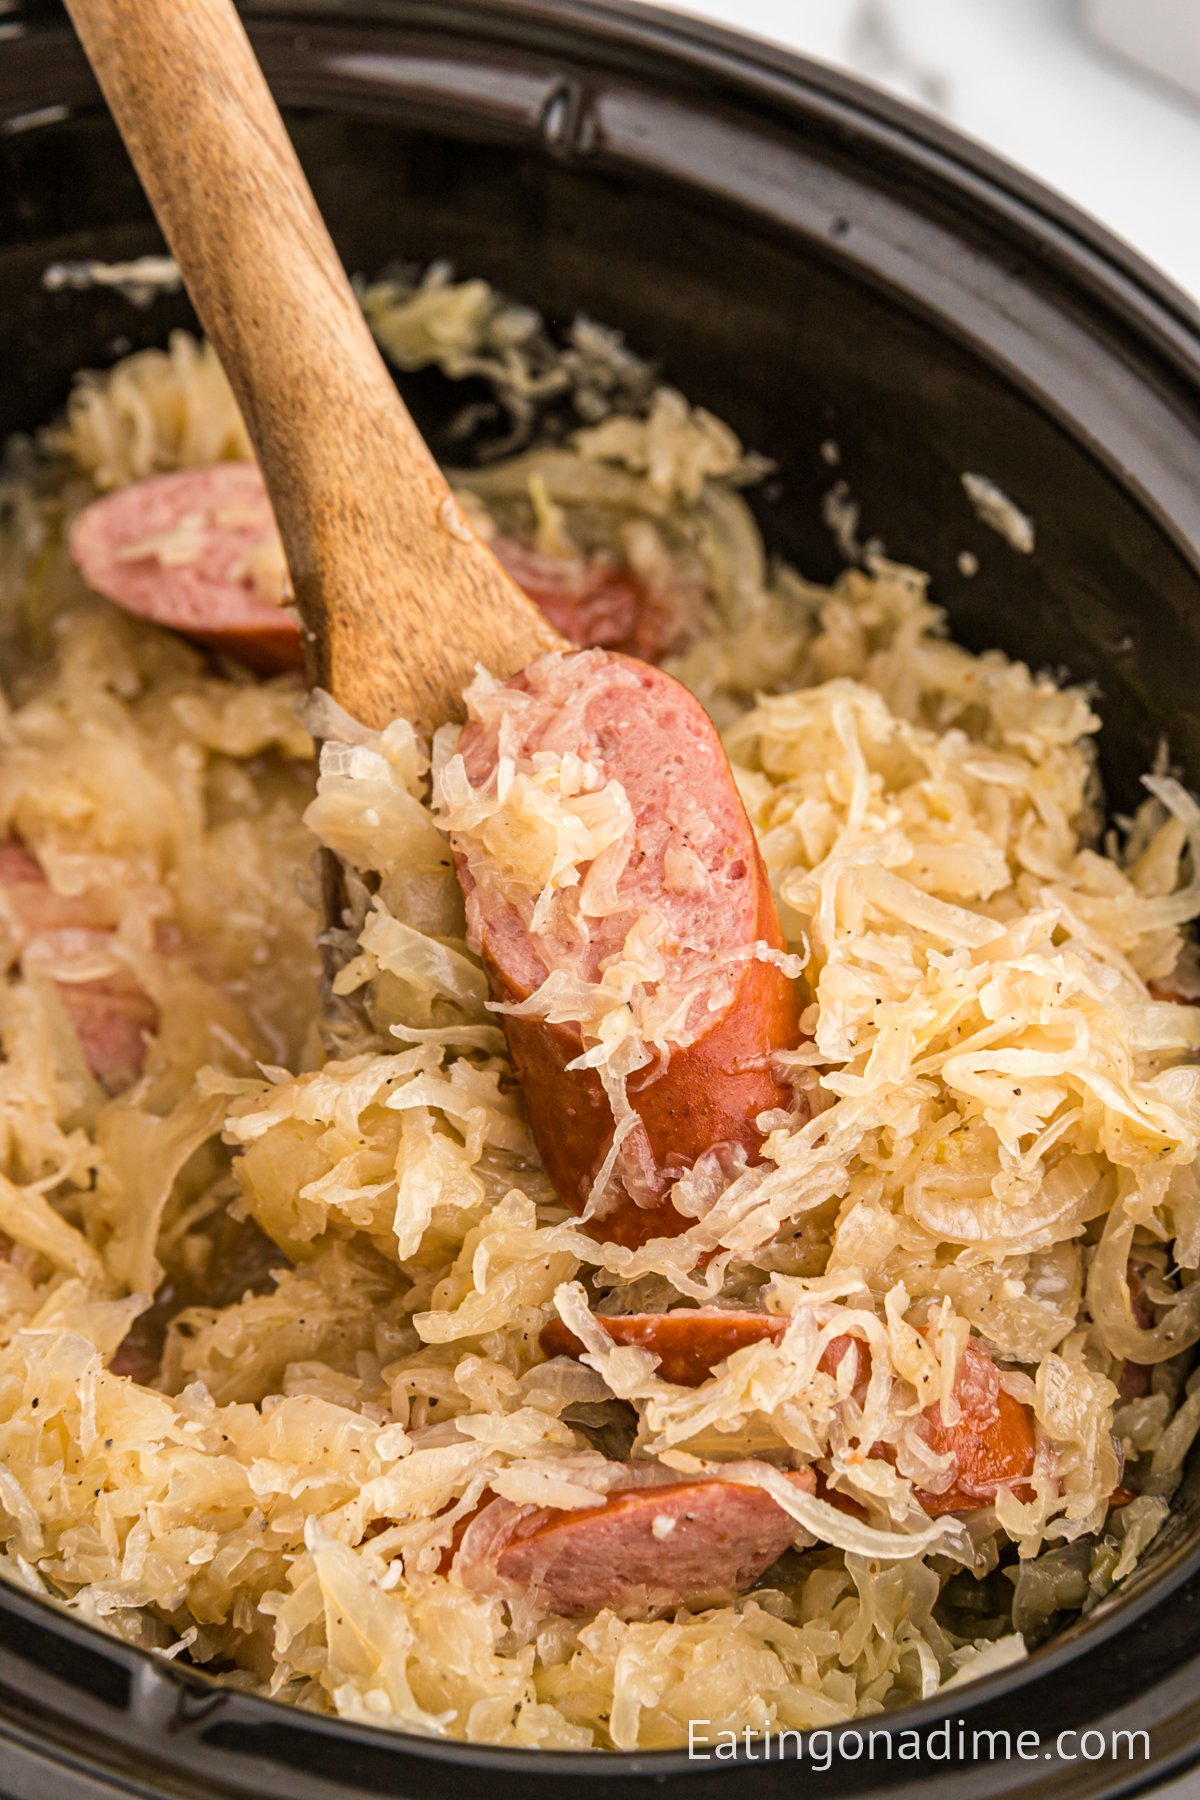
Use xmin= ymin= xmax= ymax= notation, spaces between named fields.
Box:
xmin=53 ymin=980 xmax=160 ymax=1088
xmin=69 ymin=463 xmax=690 ymax=673
xmin=540 ymin=1309 xmax=788 ymax=1384
xmin=541 ymin=1310 xmax=863 ymax=1387
xmin=69 ymin=463 xmax=302 ymax=674
xmin=0 ymin=843 xmax=157 ymax=1088
xmin=490 ymin=537 xmax=694 ymax=663
xmin=453 ymin=649 xmax=804 ymax=1244
xmin=0 ymin=843 xmax=100 ymax=934
xmin=541 ymin=1311 xmax=865 ymax=1389
xmin=541 ymin=1306 xmax=1035 ymax=1516
xmin=450 ymin=1466 xmax=816 ymax=1615
xmin=813 ymin=1469 xmax=870 ymax=1521
xmin=823 ymin=1331 xmax=1035 ymax=1517
xmin=913 ymin=1337 xmax=1036 ymax=1515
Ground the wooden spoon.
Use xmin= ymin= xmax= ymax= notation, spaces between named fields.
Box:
xmin=63 ymin=0 xmax=564 ymax=732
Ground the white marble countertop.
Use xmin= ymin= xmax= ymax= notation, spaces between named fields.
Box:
xmin=665 ymin=0 xmax=1200 ymax=304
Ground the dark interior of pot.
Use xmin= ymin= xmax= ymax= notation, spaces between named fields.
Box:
xmin=1 ymin=3 xmax=1200 ymax=1795
xmin=4 ymin=36 xmax=1200 ymax=820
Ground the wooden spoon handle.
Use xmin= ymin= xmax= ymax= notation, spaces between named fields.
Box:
xmin=63 ymin=0 xmax=563 ymax=729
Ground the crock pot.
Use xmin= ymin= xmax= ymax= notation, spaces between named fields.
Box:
xmin=1 ymin=2 xmax=1199 ymax=1795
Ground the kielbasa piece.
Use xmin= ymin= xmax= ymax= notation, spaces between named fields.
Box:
xmin=914 ymin=1338 xmax=1036 ymax=1516
xmin=813 ymin=1469 xmax=870 ymax=1521
xmin=455 ymin=1468 xmax=816 ymax=1615
xmin=539 ymin=1311 xmax=1033 ymax=1517
xmin=453 ymin=649 xmax=803 ymax=1242
xmin=0 ymin=843 xmax=158 ymax=1087
xmin=490 ymin=537 xmax=694 ymax=664
xmin=70 ymin=461 xmax=690 ymax=675
xmin=541 ymin=1311 xmax=865 ymax=1387
xmin=69 ymin=464 xmax=302 ymax=674
xmin=0 ymin=844 xmax=101 ymax=935
xmin=540 ymin=1310 xmax=788 ymax=1384
xmin=58 ymin=980 xmax=159 ymax=1087
xmin=821 ymin=1331 xmax=1034 ymax=1518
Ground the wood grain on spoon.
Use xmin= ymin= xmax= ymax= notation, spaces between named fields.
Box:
xmin=63 ymin=0 xmax=563 ymax=732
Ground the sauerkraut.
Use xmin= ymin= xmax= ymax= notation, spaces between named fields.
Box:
xmin=0 ymin=264 xmax=1197 ymax=1749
